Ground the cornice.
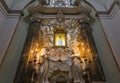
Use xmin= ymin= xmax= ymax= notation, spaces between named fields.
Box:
xmin=28 ymin=6 xmax=90 ymax=15
xmin=0 ymin=0 xmax=119 ymax=16
xmin=97 ymin=1 xmax=120 ymax=15
xmin=98 ymin=5 xmax=119 ymax=19
xmin=0 ymin=0 xmax=22 ymax=14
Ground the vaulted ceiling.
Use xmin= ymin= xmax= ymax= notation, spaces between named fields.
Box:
xmin=4 ymin=0 xmax=114 ymax=11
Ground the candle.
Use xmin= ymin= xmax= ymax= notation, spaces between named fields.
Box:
xmin=87 ymin=49 xmax=91 ymax=61
xmin=30 ymin=50 xmax=34 ymax=59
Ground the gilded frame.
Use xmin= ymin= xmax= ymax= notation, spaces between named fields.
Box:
xmin=54 ymin=30 xmax=67 ymax=47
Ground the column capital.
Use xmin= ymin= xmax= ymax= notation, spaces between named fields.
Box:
xmin=78 ymin=13 xmax=90 ymax=24
xmin=29 ymin=13 xmax=43 ymax=23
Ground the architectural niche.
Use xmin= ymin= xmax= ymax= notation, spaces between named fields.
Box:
xmin=13 ymin=0 xmax=108 ymax=83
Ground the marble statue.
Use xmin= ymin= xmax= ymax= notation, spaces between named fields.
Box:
xmin=70 ymin=56 xmax=84 ymax=83
xmin=70 ymin=41 xmax=80 ymax=56
xmin=39 ymin=56 xmax=49 ymax=83
xmin=36 ymin=46 xmax=86 ymax=83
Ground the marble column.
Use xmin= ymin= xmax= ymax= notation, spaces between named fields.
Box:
xmin=14 ymin=21 xmax=42 ymax=83
xmin=79 ymin=21 xmax=105 ymax=81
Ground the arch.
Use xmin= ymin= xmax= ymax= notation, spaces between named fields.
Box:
xmin=12 ymin=1 xmax=110 ymax=82
xmin=6 ymin=0 xmax=114 ymax=12
xmin=1 ymin=0 xmax=120 ymax=83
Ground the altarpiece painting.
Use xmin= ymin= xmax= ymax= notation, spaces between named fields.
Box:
xmin=54 ymin=32 xmax=66 ymax=47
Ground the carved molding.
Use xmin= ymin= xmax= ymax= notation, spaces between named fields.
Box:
xmin=97 ymin=1 xmax=120 ymax=15
xmin=28 ymin=5 xmax=90 ymax=15
xmin=0 ymin=0 xmax=22 ymax=14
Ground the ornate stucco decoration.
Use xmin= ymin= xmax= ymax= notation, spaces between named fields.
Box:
xmin=30 ymin=13 xmax=43 ymax=22
xmin=26 ymin=0 xmax=92 ymax=24
xmin=27 ymin=0 xmax=91 ymax=15
xmin=14 ymin=0 xmax=106 ymax=83
xmin=28 ymin=6 xmax=89 ymax=15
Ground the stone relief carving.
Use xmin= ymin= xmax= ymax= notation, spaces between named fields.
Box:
xmin=36 ymin=18 xmax=85 ymax=82
xmin=37 ymin=46 xmax=84 ymax=82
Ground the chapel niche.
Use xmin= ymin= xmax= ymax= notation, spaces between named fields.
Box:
xmin=14 ymin=1 xmax=106 ymax=83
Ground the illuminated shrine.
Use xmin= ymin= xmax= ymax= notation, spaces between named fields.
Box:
xmin=1 ymin=0 xmax=120 ymax=83
xmin=14 ymin=0 xmax=106 ymax=83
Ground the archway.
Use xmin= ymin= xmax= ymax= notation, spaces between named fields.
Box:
xmin=0 ymin=0 xmax=120 ymax=83
xmin=13 ymin=1 xmax=107 ymax=83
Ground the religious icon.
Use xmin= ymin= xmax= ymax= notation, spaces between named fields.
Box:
xmin=54 ymin=33 xmax=66 ymax=47
xmin=58 ymin=36 xmax=63 ymax=45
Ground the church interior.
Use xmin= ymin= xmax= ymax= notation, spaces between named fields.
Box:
xmin=0 ymin=0 xmax=120 ymax=83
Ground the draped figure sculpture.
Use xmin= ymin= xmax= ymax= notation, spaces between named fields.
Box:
xmin=38 ymin=48 xmax=84 ymax=83
xmin=70 ymin=56 xmax=84 ymax=83
xmin=39 ymin=56 xmax=49 ymax=83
